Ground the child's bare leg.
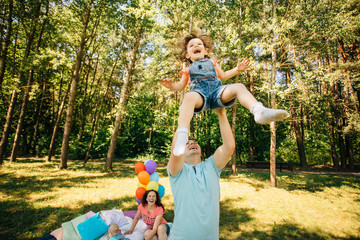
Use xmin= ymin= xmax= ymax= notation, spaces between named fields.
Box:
xmin=174 ymin=92 xmax=203 ymax=156
xmin=221 ymin=83 xmax=289 ymax=124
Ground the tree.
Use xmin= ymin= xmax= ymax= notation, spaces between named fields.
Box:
xmin=105 ymin=24 xmax=144 ymax=171
xmin=60 ymin=2 xmax=94 ymax=168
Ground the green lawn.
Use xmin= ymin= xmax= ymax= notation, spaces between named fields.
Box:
xmin=0 ymin=159 xmax=359 ymax=240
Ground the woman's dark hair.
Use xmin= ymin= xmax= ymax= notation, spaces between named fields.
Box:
xmin=177 ymin=31 xmax=213 ymax=64
xmin=141 ymin=190 xmax=164 ymax=210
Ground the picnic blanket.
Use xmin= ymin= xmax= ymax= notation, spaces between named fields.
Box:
xmin=61 ymin=214 xmax=87 ymax=240
xmin=54 ymin=209 xmax=170 ymax=240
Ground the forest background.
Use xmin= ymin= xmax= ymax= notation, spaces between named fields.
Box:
xmin=0 ymin=0 xmax=359 ymax=171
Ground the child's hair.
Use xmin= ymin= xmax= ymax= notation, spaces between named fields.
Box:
xmin=108 ymin=224 xmax=120 ymax=238
xmin=141 ymin=190 xmax=165 ymax=210
xmin=177 ymin=31 xmax=213 ymax=64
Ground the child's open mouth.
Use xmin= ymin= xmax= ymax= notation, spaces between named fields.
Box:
xmin=193 ymin=49 xmax=201 ymax=54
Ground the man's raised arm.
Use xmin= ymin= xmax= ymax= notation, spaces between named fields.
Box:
xmin=213 ymin=108 xmax=235 ymax=169
xmin=168 ymin=130 xmax=185 ymax=176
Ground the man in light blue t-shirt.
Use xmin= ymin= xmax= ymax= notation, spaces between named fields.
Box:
xmin=167 ymin=108 xmax=235 ymax=240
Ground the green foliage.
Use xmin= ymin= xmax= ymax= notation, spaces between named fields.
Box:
xmin=0 ymin=0 xmax=359 ymax=169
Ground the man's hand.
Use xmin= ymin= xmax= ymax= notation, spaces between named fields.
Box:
xmin=214 ymin=108 xmax=225 ymax=115
xmin=236 ymin=57 xmax=251 ymax=72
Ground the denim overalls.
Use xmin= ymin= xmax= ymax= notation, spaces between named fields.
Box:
xmin=188 ymin=58 xmax=236 ymax=113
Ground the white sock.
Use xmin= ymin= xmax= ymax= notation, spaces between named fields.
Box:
xmin=173 ymin=128 xmax=189 ymax=156
xmin=250 ymin=102 xmax=289 ymax=124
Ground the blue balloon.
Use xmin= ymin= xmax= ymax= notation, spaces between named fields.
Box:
xmin=158 ymin=184 xmax=165 ymax=198
xmin=136 ymin=198 xmax=141 ymax=205
xmin=145 ymin=160 xmax=157 ymax=175
xmin=150 ymin=172 xmax=159 ymax=183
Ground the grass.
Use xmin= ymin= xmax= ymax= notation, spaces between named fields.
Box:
xmin=0 ymin=158 xmax=359 ymax=240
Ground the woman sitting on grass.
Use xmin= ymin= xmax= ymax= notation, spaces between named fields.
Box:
xmin=124 ymin=190 xmax=170 ymax=240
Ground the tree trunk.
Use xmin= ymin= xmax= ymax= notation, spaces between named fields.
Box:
xmin=78 ymin=56 xmax=94 ymax=141
xmin=0 ymin=0 xmax=13 ymax=88
xmin=10 ymin=69 xmax=34 ymax=162
xmin=345 ymin=134 xmax=354 ymax=169
xmin=0 ymin=90 xmax=16 ymax=164
xmin=248 ymin=72 xmax=255 ymax=161
xmin=269 ymin=0 xmax=277 ymax=187
xmin=329 ymin=118 xmax=339 ymax=168
xmin=84 ymin=53 xmax=121 ymax=165
xmin=342 ymin=74 xmax=355 ymax=169
xmin=10 ymin=0 xmax=48 ymax=162
xmin=337 ymin=118 xmax=347 ymax=168
xmin=289 ymin=106 xmax=307 ymax=167
xmin=105 ymin=26 xmax=143 ymax=171
xmin=231 ymin=102 xmax=237 ymax=175
xmin=47 ymin=82 xmax=70 ymax=162
xmin=324 ymin=58 xmax=339 ymax=168
xmin=333 ymin=81 xmax=347 ymax=168
xmin=30 ymin=82 xmax=46 ymax=155
xmin=2 ymin=1 xmax=40 ymax=163
xmin=60 ymin=8 xmax=91 ymax=168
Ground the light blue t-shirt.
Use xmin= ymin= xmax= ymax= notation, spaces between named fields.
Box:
xmin=167 ymin=156 xmax=222 ymax=240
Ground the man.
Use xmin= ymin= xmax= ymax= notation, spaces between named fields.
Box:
xmin=167 ymin=108 xmax=235 ymax=240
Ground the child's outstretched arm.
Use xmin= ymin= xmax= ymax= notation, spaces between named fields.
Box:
xmin=215 ymin=57 xmax=251 ymax=81
xmin=159 ymin=73 xmax=188 ymax=91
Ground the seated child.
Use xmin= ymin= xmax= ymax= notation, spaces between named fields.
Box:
xmin=107 ymin=224 xmax=130 ymax=240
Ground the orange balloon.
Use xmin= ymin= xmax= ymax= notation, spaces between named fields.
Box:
xmin=135 ymin=162 xmax=146 ymax=174
xmin=136 ymin=187 xmax=146 ymax=200
xmin=138 ymin=171 xmax=150 ymax=185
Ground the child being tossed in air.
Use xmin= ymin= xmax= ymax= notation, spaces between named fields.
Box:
xmin=160 ymin=31 xmax=289 ymax=156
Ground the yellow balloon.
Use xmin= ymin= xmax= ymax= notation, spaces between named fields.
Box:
xmin=138 ymin=182 xmax=147 ymax=189
xmin=147 ymin=181 xmax=159 ymax=191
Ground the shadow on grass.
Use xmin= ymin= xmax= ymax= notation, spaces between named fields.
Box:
xmin=220 ymin=199 xmax=254 ymax=229
xmin=221 ymin=169 xmax=360 ymax=193
xmin=278 ymin=174 xmax=360 ymax=192
xmin=220 ymin=222 xmax=359 ymax=240
xmin=0 ymin=172 xmax=131 ymax=200
xmin=0 ymin=195 xmax=136 ymax=240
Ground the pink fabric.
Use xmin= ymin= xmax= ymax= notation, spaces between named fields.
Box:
xmin=180 ymin=58 xmax=218 ymax=86
xmin=86 ymin=211 xmax=106 ymax=220
xmin=50 ymin=227 xmax=63 ymax=240
xmin=138 ymin=204 xmax=167 ymax=229
xmin=86 ymin=211 xmax=96 ymax=218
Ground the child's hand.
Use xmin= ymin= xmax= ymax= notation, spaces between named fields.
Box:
xmin=159 ymin=79 xmax=173 ymax=90
xmin=124 ymin=230 xmax=133 ymax=235
xmin=237 ymin=57 xmax=251 ymax=72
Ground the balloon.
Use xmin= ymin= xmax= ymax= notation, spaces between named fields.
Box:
xmin=137 ymin=182 xmax=147 ymax=189
xmin=135 ymin=162 xmax=146 ymax=174
xmin=144 ymin=159 xmax=150 ymax=165
xmin=150 ymin=172 xmax=159 ymax=183
xmin=147 ymin=181 xmax=159 ymax=191
xmin=138 ymin=171 xmax=150 ymax=185
xmin=158 ymin=184 xmax=165 ymax=198
xmin=145 ymin=160 xmax=157 ymax=175
xmin=136 ymin=187 xmax=146 ymax=200
xmin=136 ymin=198 xmax=141 ymax=205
